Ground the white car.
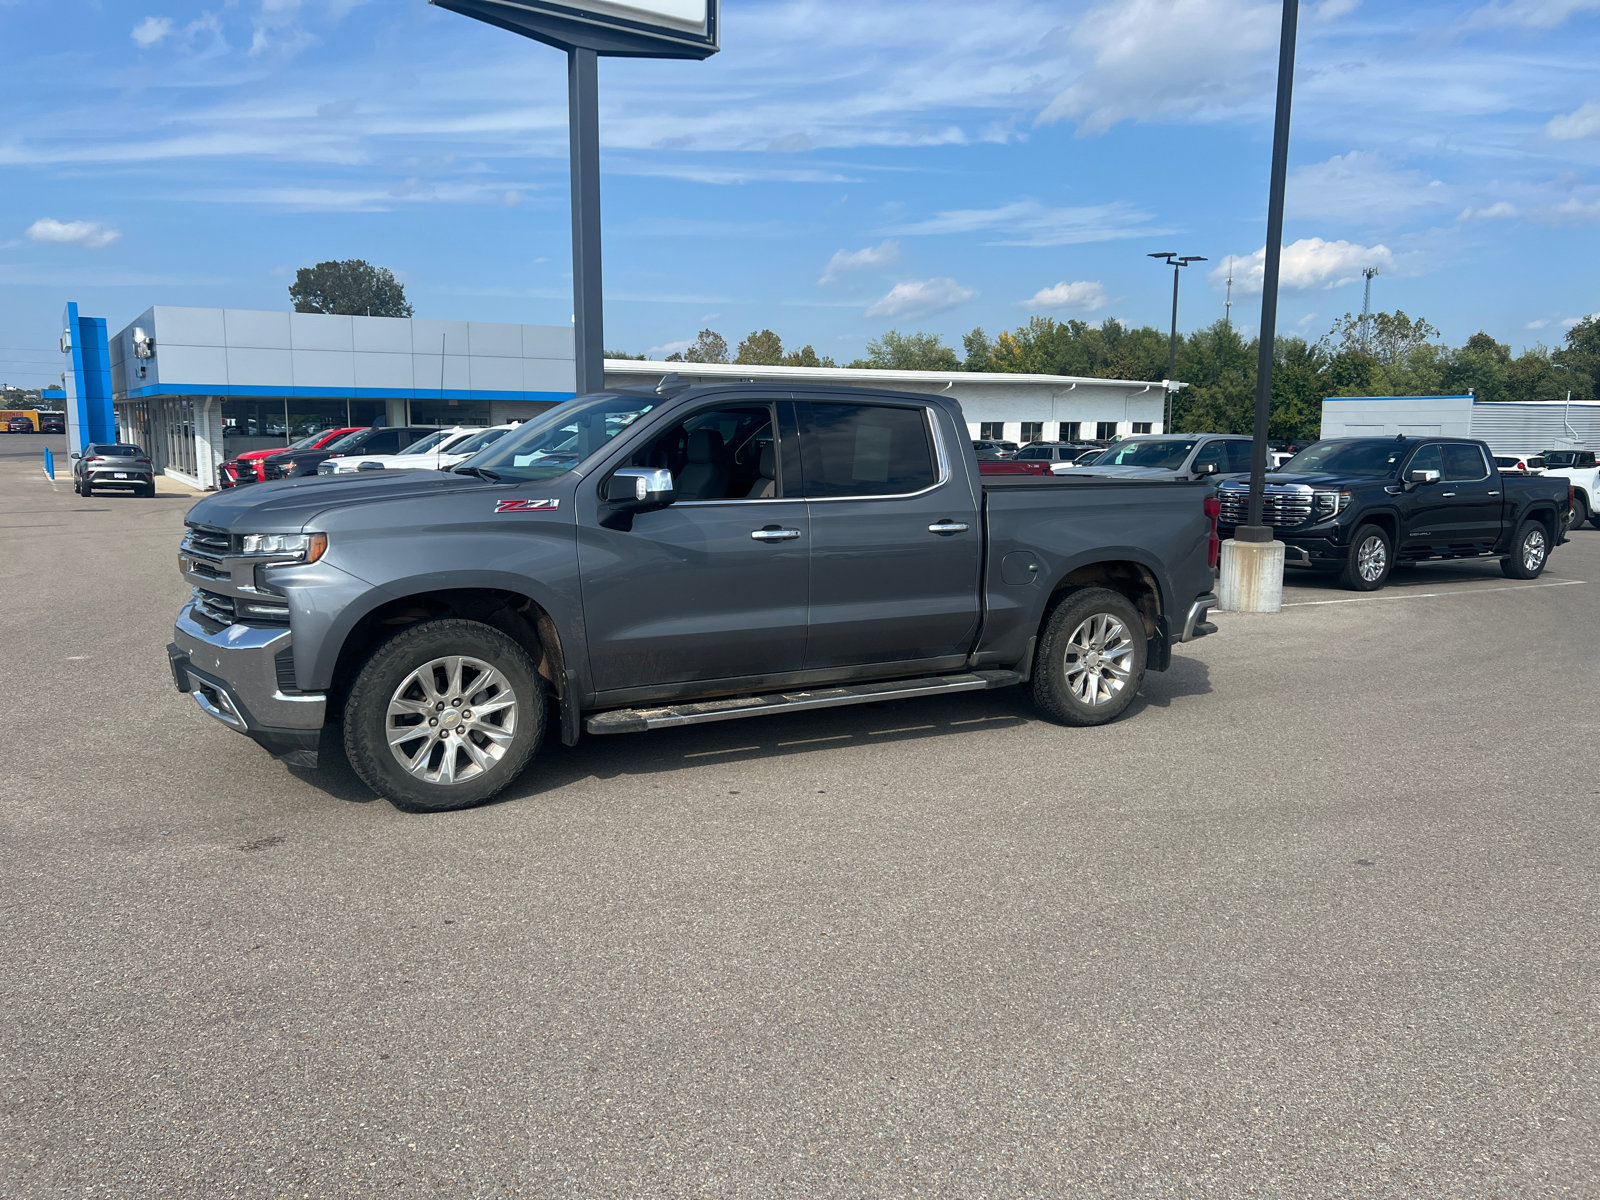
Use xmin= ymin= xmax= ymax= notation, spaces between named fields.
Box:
xmin=1536 ymin=448 xmax=1599 ymax=530
xmin=322 ymin=424 xmax=518 ymax=475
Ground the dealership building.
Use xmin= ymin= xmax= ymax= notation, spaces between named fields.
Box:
xmin=54 ymin=303 xmax=1169 ymax=489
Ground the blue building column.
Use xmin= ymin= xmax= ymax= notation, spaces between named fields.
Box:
xmin=60 ymin=302 xmax=114 ymax=457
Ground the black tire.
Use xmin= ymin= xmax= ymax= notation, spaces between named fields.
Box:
xmin=1568 ymin=493 xmax=1588 ymax=532
xmin=1339 ymin=523 xmax=1393 ymax=591
xmin=80 ymin=480 xmax=93 ymax=498
xmin=342 ymin=618 xmax=545 ymax=811
xmin=1501 ymin=519 xmax=1551 ymax=580
xmin=142 ymin=483 xmax=157 ymax=498
xmin=1030 ymin=587 xmax=1148 ymax=727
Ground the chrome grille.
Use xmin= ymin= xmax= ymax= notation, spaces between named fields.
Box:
xmin=185 ymin=524 xmax=235 ymax=555
xmin=1218 ymin=485 xmax=1314 ymax=528
xmin=193 ymin=588 xmax=236 ymax=626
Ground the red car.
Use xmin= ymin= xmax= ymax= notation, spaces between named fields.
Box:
xmin=221 ymin=427 xmax=364 ymax=487
xmin=977 ymin=459 xmax=1051 ymax=475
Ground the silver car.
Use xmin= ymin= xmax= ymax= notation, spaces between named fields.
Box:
xmin=72 ymin=443 xmax=156 ymax=497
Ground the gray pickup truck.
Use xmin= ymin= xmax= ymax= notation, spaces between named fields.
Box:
xmin=168 ymin=382 xmax=1221 ymax=810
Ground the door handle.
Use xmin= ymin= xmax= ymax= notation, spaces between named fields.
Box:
xmin=1440 ymin=491 xmax=1456 ymax=497
xmin=928 ymin=521 xmax=970 ymax=534
xmin=751 ymin=527 xmax=801 ymax=542
xmin=1487 ymin=490 xmax=1500 ymax=496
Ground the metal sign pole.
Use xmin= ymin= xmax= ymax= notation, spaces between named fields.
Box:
xmin=568 ymin=46 xmax=604 ymax=397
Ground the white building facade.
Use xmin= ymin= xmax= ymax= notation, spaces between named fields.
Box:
xmin=1320 ymin=394 xmax=1600 ymax=453
xmin=602 ymin=360 xmax=1167 ymax=444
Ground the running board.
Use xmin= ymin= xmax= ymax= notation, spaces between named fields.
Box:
xmin=584 ymin=670 xmax=1022 ymax=735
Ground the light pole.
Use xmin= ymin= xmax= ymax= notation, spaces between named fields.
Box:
xmin=1218 ymin=0 xmax=1299 ymax=614
xmin=1148 ymin=252 xmax=1206 ymax=431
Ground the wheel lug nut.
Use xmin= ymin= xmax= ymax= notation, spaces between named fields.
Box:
xmin=436 ymin=702 xmax=444 ymax=711
xmin=452 ymin=698 xmax=462 ymax=707
xmin=429 ymin=718 xmax=438 ymax=726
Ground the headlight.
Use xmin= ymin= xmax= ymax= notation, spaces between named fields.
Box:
xmin=1311 ymin=490 xmax=1351 ymax=520
xmin=241 ymin=532 xmax=328 ymax=562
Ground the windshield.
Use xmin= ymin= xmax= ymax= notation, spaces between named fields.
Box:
xmin=399 ymin=429 xmax=458 ymax=456
xmin=465 ymin=394 xmax=658 ymax=481
xmin=1279 ymin=439 xmax=1405 ymax=478
xmin=451 ymin=426 xmax=511 ymax=456
xmin=322 ymin=429 xmax=369 ymax=453
xmin=1097 ymin=439 xmax=1198 ymax=468
xmin=288 ymin=431 xmax=327 ymax=451
xmin=1541 ymin=451 xmax=1577 ymax=466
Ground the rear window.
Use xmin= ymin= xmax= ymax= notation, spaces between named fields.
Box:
xmin=796 ymin=402 xmax=937 ymax=498
xmin=92 ymin=444 xmax=145 ymax=457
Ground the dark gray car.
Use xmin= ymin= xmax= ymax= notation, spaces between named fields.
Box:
xmin=72 ymin=443 xmax=155 ymax=497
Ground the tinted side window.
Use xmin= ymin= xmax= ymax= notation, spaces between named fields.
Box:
xmin=1192 ymin=442 xmax=1225 ymax=472
xmin=362 ymin=430 xmax=405 ymax=454
xmin=796 ymin=402 xmax=936 ymax=498
xmin=1224 ymin=441 xmax=1254 ymax=472
xmin=1442 ymin=444 xmax=1489 ymax=481
xmin=1407 ymin=444 xmax=1444 ymax=476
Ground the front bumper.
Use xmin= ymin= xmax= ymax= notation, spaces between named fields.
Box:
xmin=168 ymin=603 xmax=326 ymax=765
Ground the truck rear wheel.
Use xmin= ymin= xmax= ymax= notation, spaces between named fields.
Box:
xmin=1501 ymin=520 xmax=1550 ymax=580
xmin=1339 ymin=524 xmax=1392 ymax=591
xmin=1568 ymin=493 xmax=1588 ymax=532
xmin=1031 ymin=587 xmax=1147 ymax=727
xmin=342 ymin=618 xmax=545 ymax=811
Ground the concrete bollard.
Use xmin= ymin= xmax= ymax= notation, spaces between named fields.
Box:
xmin=1218 ymin=537 xmax=1286 ymax=613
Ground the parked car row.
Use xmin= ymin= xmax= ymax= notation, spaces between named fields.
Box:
xmin=221 ymin=424 xmax=519 ymax=487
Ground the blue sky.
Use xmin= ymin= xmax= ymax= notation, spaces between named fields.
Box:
xmin=3 ymin=0 xmax=1600 ymax=386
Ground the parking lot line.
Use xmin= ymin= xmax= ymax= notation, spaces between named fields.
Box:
xmin=1283 ymin=579 xmax=1585 ymax=607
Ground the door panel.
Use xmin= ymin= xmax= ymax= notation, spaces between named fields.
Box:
xmin=1439 ymin=444 xmax=1502 ymax=544
xmin=577 ymin=401 xmax=809 ymax=692
xmin=796 ymin=400 xmax=981 ymax=669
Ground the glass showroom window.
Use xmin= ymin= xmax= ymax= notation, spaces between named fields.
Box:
xmin=289 ymin=401 xmax=354 ymax=439
xmin=1019 ymin=421 xmax=1043 ymax=444
xmin=222 ymin=398 xmax=290 ymax=454
xmin=348 ymin=398 xmax=387 ymax=429
xmin=979 ymin=422 xmax=1004 ymax=440
xmin=1096 ymin=421 xmax=1119 ymax=440
xmin=411 ymin=398 xmax=490 ymax=427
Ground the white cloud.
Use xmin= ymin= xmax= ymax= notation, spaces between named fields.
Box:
xmin=1468 ymin=0 xmax=1600 ymax=29
xmin=1459 ymin=201 xmax=1518 ymax=220
xmin=646 ymin=339 xmax=692 ymax=358
xmin=1547 ymin=101 xmax=1600 ymax=140
xmin=895 ymin=199 xmax=1158 ymax=247
xmin=865 ymin=277 xmax=975 ymax=321
xmin=818 ymin=240 xmax=899 ymax=284
xmin=1311 ymin=0 xmax=1361 ymax=17
xmin=1527 ymin=318 xmax=1550 ymax=329
xmin=1020 ymin=281 xmax=1109 ymax=312
xmin=1213 ymin=238 xmax=1394 ymax=294
xmin=131 ymin=16 xmax=173 ymax=47
xmin=26 ymin=218 xmax=121 ymax=249
xmin=1561 ymin=312 xmax=1599 ymax=328
xmin=1287 ymin=152 xmax=1447 ymax=222
xmin=1040 ymin=0 xmax=1280 ymax=134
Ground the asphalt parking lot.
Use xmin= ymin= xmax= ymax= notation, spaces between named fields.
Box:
xmin=3 ymin=434 xmax=1597 ymax=1199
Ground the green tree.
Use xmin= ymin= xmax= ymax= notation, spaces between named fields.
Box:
xmin=288 ymin=259 xmax=413 ymax=317
xmin=682 ymin=329 xmax=729 ymax=364
xmin=1553 ymin=315 xmax=1600 ymax=398
xmin=604 ymin=349 xmax=646 ymax=360
xmin=735 ymin=329 xmax=785 ymax=365
xmin=861 ymin=330 xmax=960 ymax=371
xmin=1172 ymin=320 xmax=1255 ymax=433
xmin=1443 ymin=331 xmax=1510 ymax=402
xmin=783 ymin=344 xmax=836 ymax=367
xmin=961 ymin=327 xmax=993 ymax=372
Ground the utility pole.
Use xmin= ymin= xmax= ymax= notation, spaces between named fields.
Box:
xmin=1360 ymin=266 xmax=1379 ymax=352
xmin=1224 ymin=256 xmax=1235 ymax=329
xmin=1148 ymin=251 xmax=1207 ymax=432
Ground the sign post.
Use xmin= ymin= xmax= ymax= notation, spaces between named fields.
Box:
xmin=430 ymin=1 xmax=721 ymax=396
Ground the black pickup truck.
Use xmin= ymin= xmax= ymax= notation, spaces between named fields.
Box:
xmin=169 ymin=382 xmax=1222 ymax=810
xmin=1217 ymin=435 xmax=1570 ymax=590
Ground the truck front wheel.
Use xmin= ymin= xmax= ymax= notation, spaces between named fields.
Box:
xmin=1031 ymin=587 xmax=1147 ymax=727
xmin=342 ymin=618 xmax=545 ymax=811
xmin=1339 ymin=524 xmax=1392 ymax=591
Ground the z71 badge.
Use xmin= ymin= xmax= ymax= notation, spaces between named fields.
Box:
xmin=494 ymin=498 xmax=560 ymax=513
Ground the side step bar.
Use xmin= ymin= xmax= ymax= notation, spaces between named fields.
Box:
xmin=584 ymin=670 xmax=1022 ymax=736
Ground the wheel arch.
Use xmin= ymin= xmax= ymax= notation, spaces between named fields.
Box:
xmin=1043 ymin=559 xmax=1163 ymax=642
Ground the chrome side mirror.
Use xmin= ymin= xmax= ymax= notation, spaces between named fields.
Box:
xmin=1193 ymin=461 xmax=1219 ymax=477
xmin=1408 ymin=468 xmax=1441 ymax=485
xmin=605 ymin=467 xmax=675 ymax=508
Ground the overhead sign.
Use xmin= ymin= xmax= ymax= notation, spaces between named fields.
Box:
xmin=431 ymin=0 xmax=719 ymax=58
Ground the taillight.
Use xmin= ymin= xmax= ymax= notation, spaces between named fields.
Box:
xmin=1204 ymin=495 xmax=1222 ymax=569
xmin=85 ymin=455 xmax=104 ymax=463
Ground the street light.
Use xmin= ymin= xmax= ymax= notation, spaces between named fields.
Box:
xmin=1148 ymin=252 xmax=1207 ymax=431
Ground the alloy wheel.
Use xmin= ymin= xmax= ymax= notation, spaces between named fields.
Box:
xmin=1523 ymin=528 xmax=1547 ymax=573
xmin=1063 ymin=613 xmax=1134 ymax=706
xmin=384 ymin=655 xmax=519 ymax=785
xmin=1357 ymin=534 xmax=1387 ymax=583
